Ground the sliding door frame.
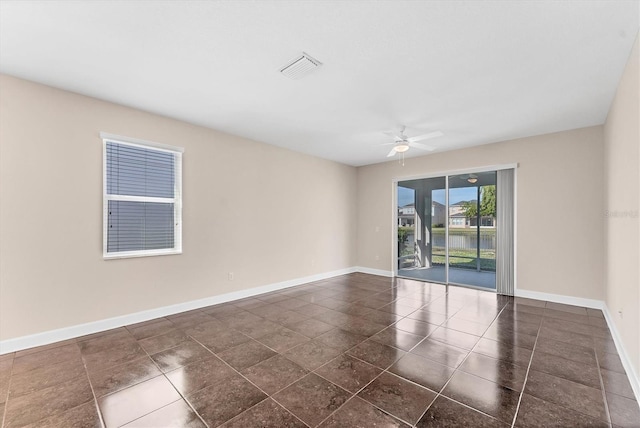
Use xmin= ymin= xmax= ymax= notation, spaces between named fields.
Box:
xmin=392 ymin=163 xmax=518 ymax=291
xmin=445 ymin=174 xmax=450 ymax=285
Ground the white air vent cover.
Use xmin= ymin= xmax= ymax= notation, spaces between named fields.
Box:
xmin=280 ymin=53 xmax=322 ymax=79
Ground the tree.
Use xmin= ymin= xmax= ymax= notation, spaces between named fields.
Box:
xmin=461 ymin=185 xmax=496 ymax=218
xmin=398 ymin=226 xmax=412 ymax=244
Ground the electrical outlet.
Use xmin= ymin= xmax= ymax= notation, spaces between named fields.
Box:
xmin=375 ymin=255 xmax=380 ymax=260
xmin=375 ymin=226 xmax=380 ymax=232
xmin=228 ymin=272 xmax=234 ymax=281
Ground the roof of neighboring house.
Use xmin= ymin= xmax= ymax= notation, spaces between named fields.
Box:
xmin=451 ymin=199 xmax=477 ymax=206
xmin=400 ymin=202 xmax=446 ymax=208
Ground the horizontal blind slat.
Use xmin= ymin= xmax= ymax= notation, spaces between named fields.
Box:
xmin=106 ymin=141 xmax=175 ymax=199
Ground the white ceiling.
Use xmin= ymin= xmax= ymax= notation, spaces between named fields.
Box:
xmin=1 ymin=1 xmax=638 ymax=166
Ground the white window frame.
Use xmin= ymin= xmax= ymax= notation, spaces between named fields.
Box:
xmin=101 ymin=132 xmax=183 ymax=259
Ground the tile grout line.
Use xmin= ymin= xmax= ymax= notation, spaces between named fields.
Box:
xmin=131 ymin=321 xmax=211 ymax=428
xmin=0 ymin=354 xmax=16 ymax=428
xmin=180 ymin=335 xmax=259 ymax=427
xmin=508 ymin=301 xmax=566 ymax=428
xmin=410 ymin=290 xmax=514 ymax=425
xmin=160 ymin=323 xmax=258 ymax=428
xmin=186 ymin=334 xmax=312 ymax=428
xmin=232 ymin=370 xmax=311 ymax=426
xmin=243 ymin=325 xmax=390 ymax=427
xmin=264 ymin=284 xmax=446 ymax=427
xmin=9 ymin=341 xmax=98 ymax=427
xmin=507 ymin=303 xmax=543 ymax=428
xmin=78 ymin=342 xmax=107 ymax=428
xmin=309 ymin=287 xmax=510 ymax=427
xmin=311 ymin=355 xmax=413 ymax=427
xmin=6 ymin=340 xmax=100 ymax=427
xmin=510 ymin=306 xmax=619 ymax=426
xmin=82 ymin=329 xmax=157 ymax=428
xmin=592 ymin=333 xmax=614 ymax=427
xmin=388 ymin=285 xmax=467 ymax=427
xmin=412 ymin=293 xmax=514 ymax=427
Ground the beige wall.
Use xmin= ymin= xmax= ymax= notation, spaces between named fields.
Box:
xmin=0 ymin=75 xmax=357 ymax=341
xmin=357 ymin=126 xmax=605 ymax=300
xmin=604 ymin=33 xmax=639 ymax=376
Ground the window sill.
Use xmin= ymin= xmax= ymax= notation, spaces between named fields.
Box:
xmin=103 ymin=249 xmax=182 ymax=260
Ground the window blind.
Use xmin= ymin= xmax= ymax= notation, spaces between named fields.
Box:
xmin=106 ymin=201 xmax=175 ymax=252
xmin=496 ymin=168 xmax=515 ymax=296
xmin=106 ymin=143 xmax=175 ymax=198
xmin=104 ymin=139 xmax=181 ymax=257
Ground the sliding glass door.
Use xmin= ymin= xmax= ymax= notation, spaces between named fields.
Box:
xmin=397 ymin=177 xmax=446 ymax=283
xmin=396 ymin=171 xmax=497 ymax=290
xmin=447 ymin=172 xmax=496 ymax=289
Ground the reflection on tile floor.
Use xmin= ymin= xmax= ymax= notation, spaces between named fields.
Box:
xmin=1 ymin=273 xmax=638 ymax=427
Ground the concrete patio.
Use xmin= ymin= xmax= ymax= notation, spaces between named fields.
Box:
xmin=397 ymin=266 xmax=496 ymax=290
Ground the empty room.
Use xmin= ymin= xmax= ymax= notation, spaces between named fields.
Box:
xmin=0 ymin=1 xmax=639 ymax=427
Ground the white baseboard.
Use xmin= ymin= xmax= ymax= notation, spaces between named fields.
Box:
xmin=515 ymin=288 xmax=605 ymax=310
xmin=602 ymin=304 xmax=640 ymax=403
xmin=0 ymin=266 xmax=357 ymax=354
xmin=515 ymin=288 xmax=639 ymax=402
xmin=354 ymin=266 xmax=394 ymax=277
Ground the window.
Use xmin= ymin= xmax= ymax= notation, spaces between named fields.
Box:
xmin=451 ymin=218 xmax=465 ymax=226
xmin=481 ymin=217 xmax=495 ymax=227
xmin=102 ymin=133 xmax=183 ymax=259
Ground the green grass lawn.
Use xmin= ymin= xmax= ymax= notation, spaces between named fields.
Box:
xmin=432 ymin=247 xmax=496 ymax=271
xmin=398 ymin=226 xmax=496 ymax=271
xmin=399 ymin=247 xmax=496 ymax=271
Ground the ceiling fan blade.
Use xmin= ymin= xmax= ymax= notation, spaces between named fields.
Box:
xmin=383 ymin=131 xmax=403 ymax=141
xmin=408 ymin=131 xmax=444 ymax=143
xmin=409 ymin=142 xmax=435 ymax=151
xmin=386 ymin=148 xmax=398 ymax=157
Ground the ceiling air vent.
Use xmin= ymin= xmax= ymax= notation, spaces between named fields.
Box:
xmin=279 ymin=52 xmax=322 ymax=79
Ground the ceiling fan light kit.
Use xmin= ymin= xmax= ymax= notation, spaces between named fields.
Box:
xmin=394 ymin=142 xmax=410 ymax=153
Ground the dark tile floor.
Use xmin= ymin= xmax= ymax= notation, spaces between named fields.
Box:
xmin=1 ymin=273 xmax=639 ymax=427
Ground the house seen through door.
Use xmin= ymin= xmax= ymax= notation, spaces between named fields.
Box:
xmin=397 ymin=171 xmax=497 ymax=290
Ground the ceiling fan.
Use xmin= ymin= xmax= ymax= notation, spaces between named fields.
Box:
xmin=383 ymin=125 xmax=444 ymax=158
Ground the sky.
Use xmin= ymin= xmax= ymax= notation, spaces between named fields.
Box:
xmin=397 ymin=186 xmax=478 ymax=207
